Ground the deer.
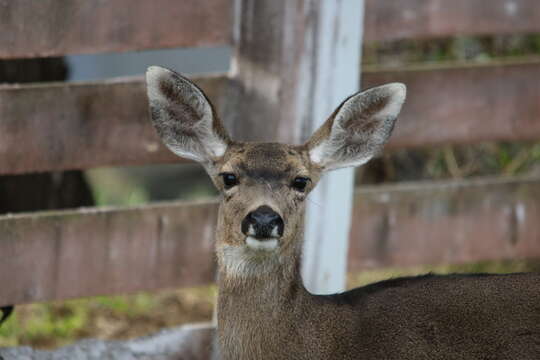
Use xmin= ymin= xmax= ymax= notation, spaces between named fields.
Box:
xmin=146 ymin=66 xmax=540 ymax=360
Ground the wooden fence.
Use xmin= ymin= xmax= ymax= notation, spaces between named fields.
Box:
xmin=1 ymin=0 xmax=539 ymax=336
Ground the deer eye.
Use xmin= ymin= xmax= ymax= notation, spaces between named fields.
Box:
xmin=291 ymin=177 xmax=310 ymax=192
xmin=220 ymin=173 xmax=239 ymax=189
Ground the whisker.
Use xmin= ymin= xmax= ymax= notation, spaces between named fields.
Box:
xmin=306 ymin=196 xmax=322 ymax=208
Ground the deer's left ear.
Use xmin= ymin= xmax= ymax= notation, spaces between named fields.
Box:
xmin=305 ymin=83 xmax=406 ymax=171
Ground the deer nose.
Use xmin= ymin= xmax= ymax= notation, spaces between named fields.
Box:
xmin=241 ymin=205 xmax=284 ymax=239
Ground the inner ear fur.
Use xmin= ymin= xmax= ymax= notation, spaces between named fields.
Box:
xmin=305 ymin=83 xmax=406 ymax=171
xmin=146 ymin=66 xmax=230 ymax=163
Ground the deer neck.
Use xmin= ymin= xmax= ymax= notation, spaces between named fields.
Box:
xmin=215 ymin=207 xmax=306 ymax=299
xmin=215 ymin=205 xmax=310 ymax=357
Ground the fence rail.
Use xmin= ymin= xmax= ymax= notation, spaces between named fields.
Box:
xmin=2 ymin=60 xmax=540 ymax=175
xmin=0 ymin=75 xmax=225 ymax=174
xmin=0 ymin=0 xmax=233 ymax=59
xmin=3 ymin=0 xmax=540 ymax=59
xmin=348 ymin=176 xmax=540 ymax=271
xmin=0 ymin=200 xmax=218 ymax=307
xmin=363 ymin=0 xmax=540 ymax=42
xmin=2 ymin=176 xmax=539 ymax=307
xmin=367 ymin=59 xmax=540 ymax=149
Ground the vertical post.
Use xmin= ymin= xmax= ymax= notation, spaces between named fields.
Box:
xmin=227 ymin=0 xmax=364 ymax=294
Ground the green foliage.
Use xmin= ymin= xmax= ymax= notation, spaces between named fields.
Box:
xmin=364 ymin=34 xmax=540 ymax=67
xmin=0 ymin=301 xmax=88 ymax=348
xmin=0 ymin=287 xmax=214 ymax=349
xmin=86 ymin=168 xmax=149 ymax=207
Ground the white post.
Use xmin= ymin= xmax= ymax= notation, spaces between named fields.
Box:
xmin=227 ymin=0 xmax=365 ymax=294
xmin=301 ymin=0 xmax=365 ymax=294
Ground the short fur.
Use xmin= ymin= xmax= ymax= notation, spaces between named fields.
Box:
xmin=146 ymin=66 xmax=540 ymax=360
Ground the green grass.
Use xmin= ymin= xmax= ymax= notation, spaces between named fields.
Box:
xmin=0 ymin=287 xmax=215 ymax=349
xmin=0 ymin=295 xmax=155 ymax=348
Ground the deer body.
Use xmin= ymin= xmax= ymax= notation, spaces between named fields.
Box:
xmin=146 ymin=66 xmax=540 ymax=360
xmin=218 ymin=261 xmax=540 ymax=359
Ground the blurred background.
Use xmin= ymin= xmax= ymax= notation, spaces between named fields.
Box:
xmin=1 ymin=0 xmax=540 ymax=350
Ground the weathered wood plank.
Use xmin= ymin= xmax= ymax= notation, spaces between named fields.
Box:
xmin=364 ymin=60 xmax=540 ymax=149
xmin=0 ymin=200 xmax=218 ymax=307
xmin=0 ymin=0 xmax=233 ymax=59
xmin=3 ymin=0 xmax=539 ymax=59
xmin=364 ymin=0 xmax=540 ymax=42
xmin=0 ymin=74 xmax=226 ymax=175
xmin=2 ymin=176 xmax=539 ymax=306
xmin=2 ymin=61 xmax=540 ymax=175
xmin=348 ymin=176 xmax=540 ymax=271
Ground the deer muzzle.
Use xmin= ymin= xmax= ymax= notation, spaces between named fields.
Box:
xmin=241 ymin=205 xmax=284 ymax=240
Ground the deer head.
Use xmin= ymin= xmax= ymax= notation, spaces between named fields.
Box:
xmin=146 ymin=66 xmax=406 ymax=279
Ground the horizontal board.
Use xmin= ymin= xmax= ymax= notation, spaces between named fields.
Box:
xmin=348 ymin=176 xmax=540 ymax=271
xmin=2 ymin=0 xmax=539 ymax=59
xmin=0 ymin=74 xmax=226 ymax=175
xmin=2 ymin=60 xmax=540 ymax=175
xmin=364 ymin=0 xmax=540 ymax=42
xmin=0 ymin=0 xmax=232 ymax=59
xmin=1 ymin=176 xmax=539 ymax=306
xmin=364 ymin=60 xmax=540 ymax=149
xmin=0 ymin=200 xmax=219 ymax=307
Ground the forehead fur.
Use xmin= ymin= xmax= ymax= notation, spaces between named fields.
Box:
xmin=220 ymin=143 xmax=309 ymax=180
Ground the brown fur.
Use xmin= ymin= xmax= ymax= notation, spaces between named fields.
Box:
xmin=146 ymin=67 xmax=540 ymax=360
xmin=213 ymin=143 xmax=540 ymax=359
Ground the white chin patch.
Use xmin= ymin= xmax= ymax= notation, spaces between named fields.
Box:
xmin=246 ymin=236 xmax=279 ymax=251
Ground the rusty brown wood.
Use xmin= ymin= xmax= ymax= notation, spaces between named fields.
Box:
xmin=364 ymin=0 xmax=540 ymax=42
xmin=2 ymin=0 xmax=538 ymax=59
xmin=0 ymin=199 xmax=219 ymax=307
xmin=2 ymin=176 xmax=540 ymax=306
xmin=0 ymin=0 xmax=233 ymax=59
xmin=0 ymin=74 xmax=226 ymax=175
xmin=363 ymin=60 xmax=540 ymax=149
xmin=348 ymin=176 xmax=540 ymax=272
xmin=2 ymin=61 xmax=540 ymax=175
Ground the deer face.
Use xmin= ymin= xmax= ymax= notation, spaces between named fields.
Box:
xmin=146 ymin=66 xmax=406 ymax=277
xmin=210 ymin=142 xmax=320 ymax=255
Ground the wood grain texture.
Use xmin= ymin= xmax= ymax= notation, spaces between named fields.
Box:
xmin=2 ymin=176 xmax=539 ymax=306
xmin=2 ymin=61 xmax=540 ymax=175
xmin=364 ymin=61 xmax=540 ymax=149
xmin=0 ymin=200 xmax=218 ymax=307
xmin=2 ymin=0 xmax=538 ymax=60
xmin=0 ymin=0 xmax=233 ymax=59
xmin=0 ymin=74 xmax=226 ymax=175
xmin=364 ymin=0 xmax=540 ymax=42
xmin=348 ymin=176 xmax=540 ymax=271
xmin=224 ymin=0 xmax=305 ymax=143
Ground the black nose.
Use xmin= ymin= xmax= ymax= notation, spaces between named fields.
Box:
xmin=241 ymin=205 xmax=284 ymax=239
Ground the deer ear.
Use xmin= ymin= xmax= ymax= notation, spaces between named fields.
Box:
xmin=146 ymin=66 xmax=230 ymax=163
xmin=305 ymin=83 xmax=406 ymax=171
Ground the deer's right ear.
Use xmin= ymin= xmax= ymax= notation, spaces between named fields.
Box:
xmin=146 ymin=66 xmax=230 ymax=164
